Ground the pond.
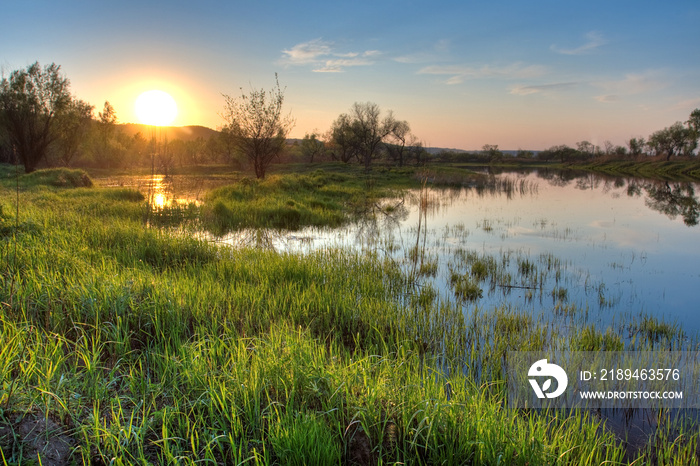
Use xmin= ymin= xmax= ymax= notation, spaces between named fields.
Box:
xmin=99 ymin=168 xmax=700 ymax=338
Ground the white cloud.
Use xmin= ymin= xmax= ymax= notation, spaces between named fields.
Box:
xmin=281 ymin=39 xmax=379 ymax=72
xmin=551 ymin=31 xmax=607 ymax=55
xmin=282 ymin=38 xmax=332 ymax=64
xmin=418 ymin=62 xmax=546 ymax=85
xmin=510 ymin=82 xmax=577 ymax=95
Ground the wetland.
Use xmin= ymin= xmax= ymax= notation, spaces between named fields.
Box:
xmin=1 ymin=162 xmax=699 ymax=464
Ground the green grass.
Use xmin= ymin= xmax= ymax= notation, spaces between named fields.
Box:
xmin=0 ymin=165 xmax=697 ymax=464
xmin=201 ymin=169 xmax=411 ymax=232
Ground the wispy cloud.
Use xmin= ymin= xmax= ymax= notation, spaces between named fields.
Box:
xmin=510 ymin=82 xmax=578 ymax=96
xmin=418 ymin=62 xmax=546 ymax=85
xmin=595 ymin=94 xmax=620 ymax=103
xmin=282 ymin=38 xmax=332 ymax=64
xmin=592 ymin=70 xmax=669 ymax=100
xmin=281 ymin=39 xmax=379 ymax=72
xmin=551 ymin=31 xmax=607 ymax=55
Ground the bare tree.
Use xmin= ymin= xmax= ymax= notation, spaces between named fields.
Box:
xmin=0 ymin=62 xmax=72 ymax=172
xmin=384 ymin=119 xmax=411 ymax=167
xmin=221 ymin=75 xmax=294 ymax=179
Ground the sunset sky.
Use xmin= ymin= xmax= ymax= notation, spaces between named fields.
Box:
xmin=2 ymin=0 xmax=699 ymax=150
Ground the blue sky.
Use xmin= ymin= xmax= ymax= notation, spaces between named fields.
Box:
xmin=2 ymin=0 xmax=699 ymax=150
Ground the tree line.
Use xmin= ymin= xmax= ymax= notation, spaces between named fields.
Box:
xmin=1 ymin=62 xmax=698 ymax=175
xmin=436 ymin=110 xmax=700 ymax=165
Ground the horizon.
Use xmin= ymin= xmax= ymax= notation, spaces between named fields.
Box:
xmin=2 ymin=1 xmax=699 ymax=151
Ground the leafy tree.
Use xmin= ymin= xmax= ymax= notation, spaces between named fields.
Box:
xmin=0 ymin=62 xmax=72 ymax=172
xmin=687 ymin=108 xmax=700 ymax=149
xmin=328 ymin=113 xmax=360 ymax=163
xmin=628 ymin=137 xmax=646 ymax=157
xmin=516 ymin=149 xmax=534 ymax=159
xmin=481 ymin=144 xmax=502 ymax=161
xmin=329 ymin=102 xmax=399 ymax=170
xmin=300 ymin=132 xmax=325 ymax=163
xmin=576 ymin=141 xmax=595 ymax=158
xmin=647 ymin=122 xmax=696 ymax=160
xmin=92 ymin=101 xmax=124 ymax=167
xmin=54 ymin=98 xmax=93 ymax=166
xmin=221 ymin=75 xmax=294 ymax=179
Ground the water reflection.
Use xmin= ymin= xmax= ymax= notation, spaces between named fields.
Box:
xmin=642 ymin=182 xmax=699 ymax=226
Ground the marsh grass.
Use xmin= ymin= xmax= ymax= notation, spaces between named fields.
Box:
xmin=0 ymin=165 xmax=697 ymax=464
xmin=201 ymin=169 xmax=408 ymax=233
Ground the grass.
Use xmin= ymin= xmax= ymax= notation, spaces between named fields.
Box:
xmin=0 ymin=164 xmax=697 ymax=464
xmin=201 ymin=168 xmax=411 ymax=232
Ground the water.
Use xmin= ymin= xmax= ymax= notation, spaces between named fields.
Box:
xmin=99 ymin=169 xmax=700 ymax=336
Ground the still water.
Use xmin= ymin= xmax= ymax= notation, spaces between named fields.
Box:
xmin=100 ymin=169 xmax=700 ymax=337
xmin=222 ymin=169 xmax=700 ymax=339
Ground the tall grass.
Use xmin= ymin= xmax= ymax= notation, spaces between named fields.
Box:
xmin=0 ymin=165 xmax=696 ymax=464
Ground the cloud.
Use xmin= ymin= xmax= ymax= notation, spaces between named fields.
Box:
xmin=281 ymin=39 xmax=379 ymax=72
xmin=593 ymin=70 xmax=669 ymax=96
xmin=313 ymin=58 xmax=375 ymax=73
xmin=595 ymin=94 xmax=619 ymax=103
xmin=510 ymin=82 xmax=578 ymax=95
xmin=282 ymin=38 xmax=332 ymax=64
xmin=418 ymin=62 xmax=546 ymax=84
xmin=551 ymin=31 xmax=607 ymax=55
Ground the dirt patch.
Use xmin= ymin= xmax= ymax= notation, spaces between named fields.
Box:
xmin=12 ymin=414 xmax=74 ymax=466
xmin=344 ymin=421 xmax=375 ymax=466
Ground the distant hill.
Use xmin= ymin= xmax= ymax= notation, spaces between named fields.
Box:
xmin=119 ymin=124 xmax=219 ymax=141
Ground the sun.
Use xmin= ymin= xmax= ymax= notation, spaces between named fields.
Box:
xmin=134 ymin=90 xmax=178 ymax=126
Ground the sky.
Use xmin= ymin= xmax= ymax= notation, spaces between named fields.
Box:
xmin=2 ymin=0 xmax=699 ymax=150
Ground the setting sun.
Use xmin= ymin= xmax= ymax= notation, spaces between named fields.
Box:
xmin=134 ymin=90 xmax=178 ymax=126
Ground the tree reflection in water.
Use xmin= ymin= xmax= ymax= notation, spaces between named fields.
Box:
xmin=643 ymin=182 xmax=699 ymax=227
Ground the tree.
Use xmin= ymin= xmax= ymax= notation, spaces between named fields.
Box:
xmin=0 ymin=62 xmax=72 ymax=172
xmin=54 ymin=98 xmax=93 ymax=166
xmin=687 ymin=108 xmax=700 ymax=150
xmin=481 ymin=144 xmax=502 ymax=161
xmin=221 ymin=75 xmax=294 ymax=179
xmin=328 ymin=102 xmax=399 ymax=170
xmin=92 ymin=101 xmax=124 ymax=168
xmin=328 ymin=113 xmax=360 ymax=163
xmin=628 ymin=137 xmax=646 ymax=157
xmin=384 ymin=119 xmax=412 ymax=167
xmin=300 ymin=132 xmax=325 ymax=163
xmin=576 ymin=140 xmax=595 ymax=158
xmin=647 ymin=122 xmax=696 ymax=160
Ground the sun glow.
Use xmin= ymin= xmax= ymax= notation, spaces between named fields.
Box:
xmin=135 ymin=90 xmax=178 ymax=126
